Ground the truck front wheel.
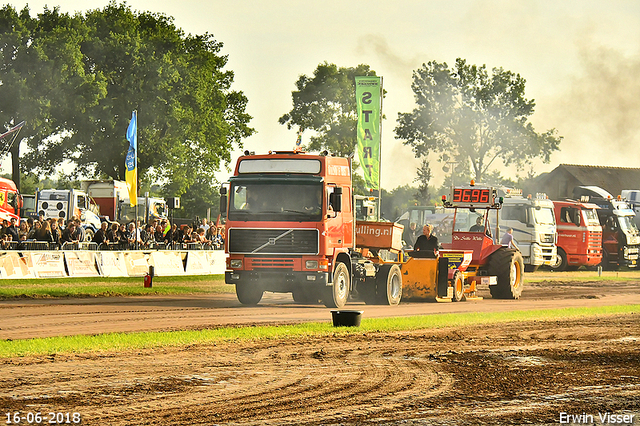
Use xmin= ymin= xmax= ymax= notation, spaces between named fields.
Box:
xmin=236 ymin=283 xmax=263 ymax=305
xmin=550 ymin=248 xmax=568 ymax=271
xmin=323 ymin=262 xmax=349 ymax=309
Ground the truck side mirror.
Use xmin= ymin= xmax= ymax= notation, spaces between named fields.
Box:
xmin=220 ymin=186 xmax=227 ymax=214
xmin=330 ymin=187 xmax=342 ymax=213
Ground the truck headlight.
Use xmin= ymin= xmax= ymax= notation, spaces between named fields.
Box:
xmin=305 ymin=260 xmax=318 ymax=270
xmin=230 ymin=259 xmax=243 ymax=269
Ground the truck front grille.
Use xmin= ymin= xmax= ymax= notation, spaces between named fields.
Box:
xmin=229 ymin=228 xmax=319 ymax=255
xmin=248 ymin=258 xmax=296 ymax=269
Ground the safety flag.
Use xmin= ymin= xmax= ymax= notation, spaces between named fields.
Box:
xmin=125 ymin=111 xmax=137 ymax=207
xmin=355 ymin=76 xmax=382 ymax=191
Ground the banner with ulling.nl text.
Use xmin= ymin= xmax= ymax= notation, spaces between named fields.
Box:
xmin=355 ymin=76 xmax=382 ymax=192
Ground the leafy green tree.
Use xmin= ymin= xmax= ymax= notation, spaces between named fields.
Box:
xmin=162 ymin=175 xmax=220 ymax=221
xmin=279 ymin=62 xmax=378 ymax=157
xmin=17 ymin=2 xmax=254 ymax=195
xmin=395 ymin=58 xmax=562 ymax=182
xmin=0 ymin=5 xmax=105 ymax=191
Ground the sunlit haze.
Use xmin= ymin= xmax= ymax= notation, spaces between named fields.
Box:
xmin=7 ymin=0 xmax=640 ymax=189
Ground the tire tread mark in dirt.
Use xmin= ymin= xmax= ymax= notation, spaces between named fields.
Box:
xmin=85 ymin=346 xmax=451 ymax=425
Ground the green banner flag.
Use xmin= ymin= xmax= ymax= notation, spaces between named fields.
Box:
xmin=355 ymin=76 xmax=382 ymax=191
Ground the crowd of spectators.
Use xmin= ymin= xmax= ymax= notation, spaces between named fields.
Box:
xmin=0 ymin=216 xmax=225 ymax=251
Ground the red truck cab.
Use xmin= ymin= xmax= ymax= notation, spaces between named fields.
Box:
xmin=551 ymin=200 xmax=602 ymax=270
xmin=0 ymin=177 xmax=21 ymax=223
xmin=223 ymin=151 xmax=354 ymax=305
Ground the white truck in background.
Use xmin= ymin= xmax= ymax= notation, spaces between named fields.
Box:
xmin=621 ymin=190 xmax=640 ymax=229
xmin=82 ymin=180 xmax=168 ymax=225
xmin=36 ymin=189 xmax=102 ymax=241
xmin=497 ymin=188 xmax=557 ymax=272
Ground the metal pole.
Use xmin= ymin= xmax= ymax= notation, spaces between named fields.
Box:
xmin=377 ymin=76 xmax=383 ymax=222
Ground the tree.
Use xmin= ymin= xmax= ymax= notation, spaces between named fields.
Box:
xmin=414 ymin=159 xmax=431 ymax=205
xmin=162 ymin=175 xmax=220 ymax=221
xmin=16 ymin=2 xmax=254 ymax=195
xmin=380 ymin=185 xmax=419 ymax=222
xmin=395 ymin=58 xmax=562 ymax=182
xmin=279 ymin=62 xmax=378 ymax=157
xmin=0 ymin=5 xmax=105 ymax=191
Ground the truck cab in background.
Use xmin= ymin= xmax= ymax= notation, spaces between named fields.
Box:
xmin=36 ymin=189 xmax=102 ymax=241
xmin=354 ymin=195 xmax=377 ymax=221
xmin=573 ymin=186 xmax=640 ymax=269
xmin=621 ymin=190 xmax=640 ymax=229
xmin=83 ymin=180 xmax=168 ymax=224
xmin=0 ymin=177 xmax=22 ymax=223
xmin=19 ymin=194 xmax=37 ymax=221
xmin=498 ymin=188 xmax=557 ymax=272
xmin=550 ymin=199 xmax=602 ymax=271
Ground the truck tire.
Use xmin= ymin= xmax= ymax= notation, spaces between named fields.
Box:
xmin=292 ymin=288 xmax=320 ymax=304
xmin=323 ymin=262 xmax=349 ymax=309
xmin=376 ymin=264 xmax=402 ymax=305
xmin=236 ymin=283 xmax=263 ymax=305
xmin=549 ymin=248 xmax=568 ymax=271
xmin=488 ymin=248 xmax=524 ymax=299
xmin=451 ymin=270 xmax=465 ymax=302
xmin=84 ymin=228 xmax=95 ymax=242
xmin=360 ymin=278 xmax=378 ymax=305
xmin=600 ymin=250 xmax=617 ymax=271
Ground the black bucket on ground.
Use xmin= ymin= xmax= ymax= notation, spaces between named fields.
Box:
xmin=331 ymin=310 xmax=363 ymax=327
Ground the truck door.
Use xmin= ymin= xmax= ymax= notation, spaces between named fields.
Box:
xmin=325 ymin=185 xmax=352 ymax=250
xmin=558 ymin=206 xmax=581 ymax=256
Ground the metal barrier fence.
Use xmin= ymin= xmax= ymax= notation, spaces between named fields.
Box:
xmin=0 ymin=240 xmax=224 ymax=251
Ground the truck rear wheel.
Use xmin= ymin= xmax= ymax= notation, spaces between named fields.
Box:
xmin=323 ymin=262 xmax=349 ymax=309
xmin=451 ymin=270 xmax=464 ymax=302
xmin=488 ymin=248 xmax=524 ymax=299
xmin=376 ymin=264 xmax=402 ymax=305
xmin=236 ymin=283 xmax=263 ymax=305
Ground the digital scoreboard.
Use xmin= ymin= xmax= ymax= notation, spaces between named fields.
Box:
xmin=452 ymin=188 xmax=491 ymax=204
xmin=444 ymin=186 xmax=498 ymax=208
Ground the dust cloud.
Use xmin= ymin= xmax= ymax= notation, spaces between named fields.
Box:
xmin=547 ymin=42 xmax=640 ymax=168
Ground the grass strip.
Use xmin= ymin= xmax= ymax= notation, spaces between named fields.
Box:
xmin=1 ymin=304 xmax=638 ymax=358
xmin=526 ymin=271 xmax=640 ymax=282
xmin=0 ymin=274 xmax=234 ymax=298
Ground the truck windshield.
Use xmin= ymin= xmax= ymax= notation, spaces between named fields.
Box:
xmin=228 ymin=182 xmax=323 ymax=222
xmin=533 ymin=207 xmax=555 ymax=225
xmin=618 ymin=215 xmax=639 ymax=234
xmin=583 ymin=209 xmax=600 ymax=226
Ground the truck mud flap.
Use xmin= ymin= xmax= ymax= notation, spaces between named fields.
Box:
xmin=437 ymin=257 xmax=449 ymax=298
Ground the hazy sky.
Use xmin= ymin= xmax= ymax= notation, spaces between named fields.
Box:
xmin=8 ymin=0 xmax=640 ymax=189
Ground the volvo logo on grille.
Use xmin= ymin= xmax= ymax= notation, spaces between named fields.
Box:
xmin=268 ymin=238 xmax=276 ymax=245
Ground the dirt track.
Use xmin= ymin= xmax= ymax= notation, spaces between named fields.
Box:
xmin=1 ymin=272 xmax=640 ymax=425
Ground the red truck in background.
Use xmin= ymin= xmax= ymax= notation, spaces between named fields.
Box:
xmin=550 ymin=200 xmax=602 ymax=270
xmin=0 ymin=177 xmax=22 ymax=223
